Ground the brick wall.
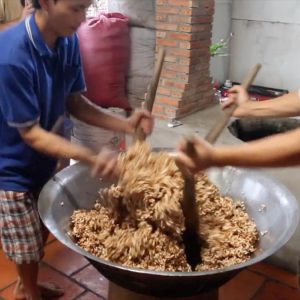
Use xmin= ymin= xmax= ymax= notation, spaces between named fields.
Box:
xmin=154 ymin=0 xmax=215 ymax=119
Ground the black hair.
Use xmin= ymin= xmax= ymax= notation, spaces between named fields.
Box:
xmin=32 ymin=0 xmax=41 ymax=8
xmin=20 ymin=0 xmax=25 ymax=7
xmin=32 ymin=0 xmax=58 ymax=9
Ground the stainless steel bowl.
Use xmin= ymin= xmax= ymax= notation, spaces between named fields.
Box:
xmin=38 ymin=161 xmax=299 ymax=297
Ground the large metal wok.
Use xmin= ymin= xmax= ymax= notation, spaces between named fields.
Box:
xmin=38 ymin=157 xmax=299 ymax=297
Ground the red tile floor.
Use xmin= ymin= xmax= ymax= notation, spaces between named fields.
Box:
xmin=0 ymin=235 xmax=299 ymax=300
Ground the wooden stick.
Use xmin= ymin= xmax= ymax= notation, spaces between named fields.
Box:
xmin=181 ymin=63 xmax=261 ymax=269
xmin=134 ymin=48 xmax=166 ymax=141
xmin=205 ymin=63 xmax=261 ymax=144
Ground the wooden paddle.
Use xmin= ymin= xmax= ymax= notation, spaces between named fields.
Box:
xmin=181 ymin=63 xmax=262 ymax=270
xmin=205 ymin=64 xmax=262 ymax=143
xmin=134 ymin=48 xmax=166 ymax=141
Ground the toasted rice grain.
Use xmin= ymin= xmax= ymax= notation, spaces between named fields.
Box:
xmin=71 ymin=142 xmax=258 ymax=272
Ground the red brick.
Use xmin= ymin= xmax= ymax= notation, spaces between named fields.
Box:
xmin=157 ymin=87 xmax=172 ymax=96
xmin=167 ymin=48 xmax=191 ymax=58
xmin=164 ymin=107 xmax=178 ymax=118
xmin=152 ymin=105 xmax=164 ymax=114
xmin=192 ymin=0 xmax=215 ymax=7
xmin=171 ymin=89 xmax=185 ymax=98
xmin=156 ymin=0 xmax=214 ymax=119
xmin=175 ymin=73 xmax=189 ymax=82
xmin=156 ymin=13 xmax=168 ymax=22
xmin=157 ymin=6 xmax=180 ymax=14
xmin=191 ymin=16 xmax=213 ymax=24
xmin=178 ymin=57 xmax=192 ymax=65
xmin=156 ymin=22 xmax=178 ymax=31
xmin=157 ymin=39 xmax=178 ymax=47
xmin=202 ymin=89 xmax=214 ymax=99
xmin=180 ymin=40 xmax=211 ymax=50
xmin=192 ymin=6 xmax=214 ymax=16
xmin=179 ymin=56 xmax=207 ymax=66
xmin=179 ymin=23 xmax=211 ymax=33
xmin=191 ymin=31 xmax=212 ymax=41
xmin=194 ymin=63 xmax=210 ymax=72
xmin=179 ymin=25 xmax=192 ymax=33
xmin=168 ymin=15 xmax=191 ymax=24
xmin=197 ymin=84 xmax=211 ymax=92
xmin=180 ymin=8 xmax=193 ymax=16
xmin=164 ymin=62 xmax=191 ymax=73
xmin=157 ymin=0 xmax=169 ymax=4
xmin=164 ymin=55 xmax=178 ymax=62
xmin=178 ymin=103 xmax=198 ymax=116
xmin=157 ymin=31 xmax=167 ymax=39
xmin=168 ymin=32 xmax=192 ymax=41
xmin=156 ymin=96 xmax=182 ymax=107
xmin=162 ymin=79 xmax=190 ymax=89
xmin=168 ymin=0 xmax=190 ymax=6
xmin=161 ymin=69 xmax=178 ymax=79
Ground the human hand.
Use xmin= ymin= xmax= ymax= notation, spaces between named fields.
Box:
xmin=126 ymin=109 xmax=154 ymax=136
xmin=21 ymin=2 xmax=34 ymax=20
xmin=222 ymin=85 xmax=251 ymax=109
xmin=172 ymin=136 xmax=215 ymax=175
xmin=90 ymin=147 xmax=120 ymax=180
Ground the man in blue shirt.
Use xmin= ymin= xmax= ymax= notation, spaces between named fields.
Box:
xmin=0 ymin=0 xmax=153 ymax=299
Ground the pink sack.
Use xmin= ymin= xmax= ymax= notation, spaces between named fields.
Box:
xmin=78 ymin=13 xmax=131 ymax=110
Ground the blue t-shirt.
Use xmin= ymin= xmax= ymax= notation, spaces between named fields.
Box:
xmin=0 ymin=14 xmax=86 ymax=191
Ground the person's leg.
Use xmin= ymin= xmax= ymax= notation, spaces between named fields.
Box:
xmin=15 ymin=279 xmax=64 ymax=300
xmin=0 ymin=190 xmax=63 ymax=300
xmin=16 ymin=262 xmax=41 ymax=300
xmin=14 ymin=224 xmax=63 ymax=299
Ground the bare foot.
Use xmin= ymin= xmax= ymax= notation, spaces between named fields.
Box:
xmin=13 ymin=280 xmax=26 ymax=300
xmin=14 ymin=279 xmax=64 ymax=300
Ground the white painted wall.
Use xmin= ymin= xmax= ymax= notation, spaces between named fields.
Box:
xmin=86 ymin=0 xmax=107 ymax=17
xmin=210 ymin=0 xmax=233 ymax=84
xmin=229 ymin=0 xmax=300 ymax=91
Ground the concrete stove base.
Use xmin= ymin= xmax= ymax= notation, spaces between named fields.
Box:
xmin=108 ymin=283 xmax=219 ymax=300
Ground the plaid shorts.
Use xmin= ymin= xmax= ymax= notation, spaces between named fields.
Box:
xmin=0 ymin=190 xmax=44 ymax=264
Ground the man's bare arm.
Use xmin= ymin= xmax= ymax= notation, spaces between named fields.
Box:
xmin=175 ymin=127 xmax=300 ymax=174
xmin=67 ymin=93 xmax=154 ymax=136
xmin=234 ymin=92 xmax=300 ymax=118
xmin=66 ymin=93 xmax=131 ymax=133
xmin=18 ymin=123 xmax=94 ymax=165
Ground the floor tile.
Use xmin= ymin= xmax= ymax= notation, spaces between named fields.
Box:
xmin=72 ymin=265 xmax=108 ymax=299
xmin=219 ymin=270 xmax=266 ymax=300
xmin=43 ymin=240 xmax=89 ymax=276
xmin=0 ymin=284 xmax=15 ymax=300
xmin=39 ymin=264 xmax=85 ymax=299
xmin=0 ymin=251 xmax=17 ymax=289
xmin=46 ymin=233 xmax=56 ymax=245
xmin=249 ymin=262 xmax=299 ymax=289
xmin=253 ymin=281 xmax=300 ymax=300
xmin=76 ymin=291 xmax=103 ymax=300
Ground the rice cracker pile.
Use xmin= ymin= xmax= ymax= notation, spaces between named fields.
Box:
xmin=71 ymin=142 xmax=258 ymax=272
